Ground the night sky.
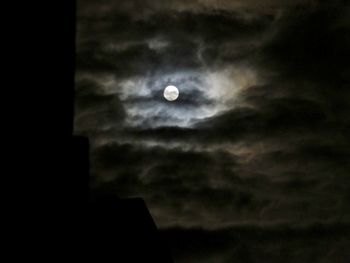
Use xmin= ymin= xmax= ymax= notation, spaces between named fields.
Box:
xmin=74 ymin=1 xmax=350 ymax=262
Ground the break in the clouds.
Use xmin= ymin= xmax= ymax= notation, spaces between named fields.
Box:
xmin=75 ymin=0 xmax=350 ymax=262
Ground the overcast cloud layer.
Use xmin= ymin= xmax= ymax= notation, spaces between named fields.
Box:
xmin=75 ymin=0 xmax=350 ymax=262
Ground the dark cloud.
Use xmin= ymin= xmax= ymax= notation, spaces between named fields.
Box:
xmin=162 ymin=223 xmax=350 ymax=263
xmin=76 ymin=8 xmax=275 ymax=75
xmin=261 ymin=3 xmax=350 ymax=81
xmin=74 ymin=78 xmax=125 ymax=134
xmin=88 ymin=141 xmax=350 ymax=229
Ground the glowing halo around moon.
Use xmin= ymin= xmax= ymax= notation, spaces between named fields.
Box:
xmin=163 ymin=85 xmax=179 ymax=101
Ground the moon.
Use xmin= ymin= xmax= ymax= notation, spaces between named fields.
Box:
xmin=163 ymin=85 xmax=179 ymax=101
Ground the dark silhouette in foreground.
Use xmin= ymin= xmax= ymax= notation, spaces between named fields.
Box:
xmin=22 ymin=1 xmax=174 ymax=261
xmin=72 ymin=137 xmax=174 ymax=262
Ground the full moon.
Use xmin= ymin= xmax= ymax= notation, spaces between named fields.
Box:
xmin=163 ymin=85 xmax=179 ymax=101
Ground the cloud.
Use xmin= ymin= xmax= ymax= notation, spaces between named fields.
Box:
xmin=162 ymin=223 xmax=350 ymax=263
xmin=75 ymin=0 xmax=350 ymax=261
xmin=87 ymin=140 xmax=350 ymax=229
xmin=74 ymin=78 xmax=126 ymax=134
xmin=78 ymin=0 xmax=319 ymax=18
xmin=76 ymin=8 xmax=275 ymax=75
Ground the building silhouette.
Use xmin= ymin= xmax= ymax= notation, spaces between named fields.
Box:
xmin=15 ymin=1 xmax=174 ymax=262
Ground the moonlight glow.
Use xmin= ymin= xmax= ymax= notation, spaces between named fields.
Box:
xmin=163 ymin=85 xmax=179 ymax=101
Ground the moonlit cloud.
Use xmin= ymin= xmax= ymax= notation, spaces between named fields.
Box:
xmin=75 ymin=0 xmax=350 ymax=262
